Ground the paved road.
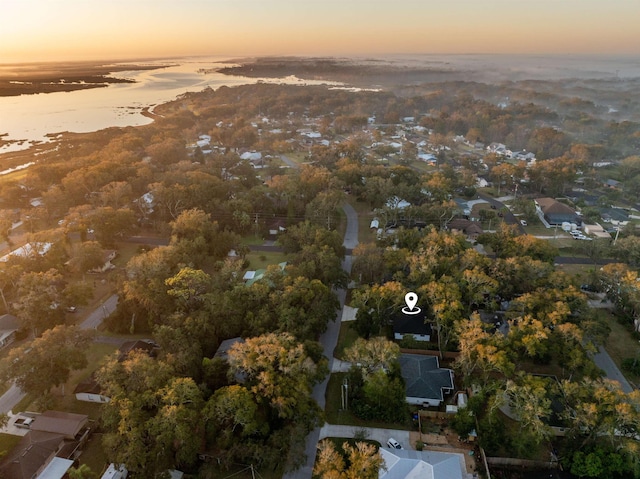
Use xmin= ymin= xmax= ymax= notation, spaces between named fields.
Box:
xmin=79 ymin=294 xmax=118 ymax=330
xmin=125 ymin=236 xmax=169 ymax=246
xmin=282 ymin=203 xmax=358 ymax=479
xmin=593 ymin=346 xmax=634 ymax=393
xmin=0 ymin=293 xmax=120 ymax=417
xmin=0 ymin=384 xmax=26 ymax=415
xmin=280 ymin=154 xmax=299 ymax=169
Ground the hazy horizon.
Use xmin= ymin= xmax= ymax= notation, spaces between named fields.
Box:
xmin=3 ymin=0 xmax=640 ymax=63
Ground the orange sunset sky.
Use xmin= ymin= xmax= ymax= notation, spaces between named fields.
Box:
xmin=2 ymin=0 xmax=640 ymax=62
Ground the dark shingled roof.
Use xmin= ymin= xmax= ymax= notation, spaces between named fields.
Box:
xmin=0 ymin=431 xmax=65 ymax=479
xmin=393 ymin=312 xmax=432 ymax=337
xmin=399 ymin=354 xmax=454 ymax=402
xmin=30 ymin=411 xmax=88 ymax=440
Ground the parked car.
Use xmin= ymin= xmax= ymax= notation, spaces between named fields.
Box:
xmin=387 ymin=438 xmax=402 ymax=449
xmin=520 ymin=220 xmax=527 ymax=226
xmin=14 ymin=417 xmax=34 ymax=429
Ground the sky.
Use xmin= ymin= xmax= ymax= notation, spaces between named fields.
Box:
xmin=2 ymin=0 xmax=640 ymax=63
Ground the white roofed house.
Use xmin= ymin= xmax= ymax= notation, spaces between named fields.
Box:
xmin=379 ymin=448 xmax=464 ymax=479
xmin=0 ymin=242 xmax=52 ymax=263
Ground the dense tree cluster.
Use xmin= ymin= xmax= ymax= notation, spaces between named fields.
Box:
xmin=2 ymin=74 xmax=640 ymax=478
xmin=347 ymin=220 xmax=640 ymax=472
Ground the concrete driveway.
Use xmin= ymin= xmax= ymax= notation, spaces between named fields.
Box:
xmin=319 ymin=424 xmax=411 ymax=449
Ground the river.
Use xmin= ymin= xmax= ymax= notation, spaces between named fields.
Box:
xmin=0 ymin=56 xmax=339 ymax=154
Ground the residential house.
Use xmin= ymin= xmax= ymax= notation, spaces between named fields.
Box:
xmin=379 ymin=447 xmax=464 ymax=479
xmin=117 ymin=339 xmax=157 ymax=362
xmin=534 ymin=198 xmax=581 ymax=227
xmin=90 ymin=250 xmax=117 ymax=273
xmin=393 ymin=311 xmax=431 ymax=342
xmin=0 ymin=313 xmax=20 ymax=350
xmin=74 ymin=340 xmax=157 ymax=403
xmin=0 ymin=242 xmax=52 ymax=263
xmin=73 ymin=374 xmax=110 ymax=403
xmin=0 ymin=432 xmax=72 ymax=479
xmin=604 ymin=179 xmax=621 ymax=189
xmin=447 ymin=218 xmax=484 ymax=241
xmin=101 ymin=464 xmax=128 ymax=479
xmin=399 ymin=354 xmax=454 ymax=407
xmin=0 ymin=411 xmax=90 ymax=479
xmin=30 ymin=411 xmax=88 ymax=440
xmin=214 ymin=337 xmax=246 ymax=383
xmin=243 ymin=262 xmax=287 ymax=287
xmin=486 ymin=142 xmax=506 ymax=155
xmin=213 ymin=337 xmax=244 ymax=361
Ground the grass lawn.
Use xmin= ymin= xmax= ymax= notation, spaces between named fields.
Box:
xmin=244 ymin=250 xmax=288 ymax=271
xmin=346 ymin=198 xmax=377 ymax=245
xmin=112 ymin=241 xmax=145 ymax=268
xmin=14 ymin=342 xmax=117 ymax=416
xmin=77 ymin=432 xmax=109 ymax=476
xmin=0 ymin=432 xmax=21 ymax=456
xmin=333 ymin=322 xmax=360 ymax=360
xmin=325 ymin=372 xmax=413 ymax=430
xmin=241 ymin=234 xmax=268 ymax=246
xmin=12 ymin=393 xmax=34 ymax=414
xmin=602 ymin=313 xmax=640 ymax=387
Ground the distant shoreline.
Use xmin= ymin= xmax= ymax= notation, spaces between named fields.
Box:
xmin=0 ymin=61 xmax=173 ymax=97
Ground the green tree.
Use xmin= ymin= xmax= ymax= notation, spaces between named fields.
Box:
xmin=420 ymin=276 xmax=464 ymax=358
xmin=13 ymin=268 xmax=66 ymax=336
xmin=67 ymin=464 xmax=96 ymax=479
xmin=165 ymin=267 xmax=212 ymax=313
xmin=344 ymin=337 xmax=400 ymax=378
xmin=314 ymin=440 xmax=385 ymax=479
xmin=98 ymin=352 xmax=203 ymax=476
xmin=227 ymin=333 xmax=323 ymax=423
xmin=203 ymin=384 xmax=268 ymax=440
xmin=1 ymin=325 xmax=93 ymax=399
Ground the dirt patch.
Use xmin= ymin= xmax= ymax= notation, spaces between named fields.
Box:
xmin=410 ymin=426 xmax=480 ymax=475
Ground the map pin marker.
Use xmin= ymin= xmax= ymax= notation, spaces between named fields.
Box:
xmin=405 ymin=292 xmax=418 ymax=311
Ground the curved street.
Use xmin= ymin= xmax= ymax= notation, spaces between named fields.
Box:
xmin=282 ymin=202 xmax=358 ymax=479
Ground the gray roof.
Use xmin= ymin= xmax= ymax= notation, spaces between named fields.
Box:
xmin=0 ymin=313 xmax=20 ymax=331
xmin=30 ymin=411 xmax=88 ymax=440
xmin=399 ymin=354 xmax=454 ymax=402
xmin=379 ymin=447 xmax=464 ymax=479
xmin=214 ymin=337 xmax=245 ymax=360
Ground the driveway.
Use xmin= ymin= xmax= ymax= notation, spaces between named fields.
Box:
xmin=319 ymin=424 xmax=411 ymax=449
xmin=79 ymin=294 xmax=118 ymax=330
xmin=592 ymin=346 xmax=634 ymax=393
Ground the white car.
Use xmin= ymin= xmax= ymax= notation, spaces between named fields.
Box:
xmin=520 ymin=220 xmax=527 ymax=226
xmin=387 ymin=438 xmax=402 ymax=449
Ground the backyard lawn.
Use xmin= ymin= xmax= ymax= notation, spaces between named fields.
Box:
xmin=12 ymin=342 xmax=117 ymax=417
xmin=0 ymin=432 xmax=21 ymax=456
xmin=244 ymin=250 xmax=287 ymax=271
xmin=602 ymin=312 xmax=640 ymax=387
